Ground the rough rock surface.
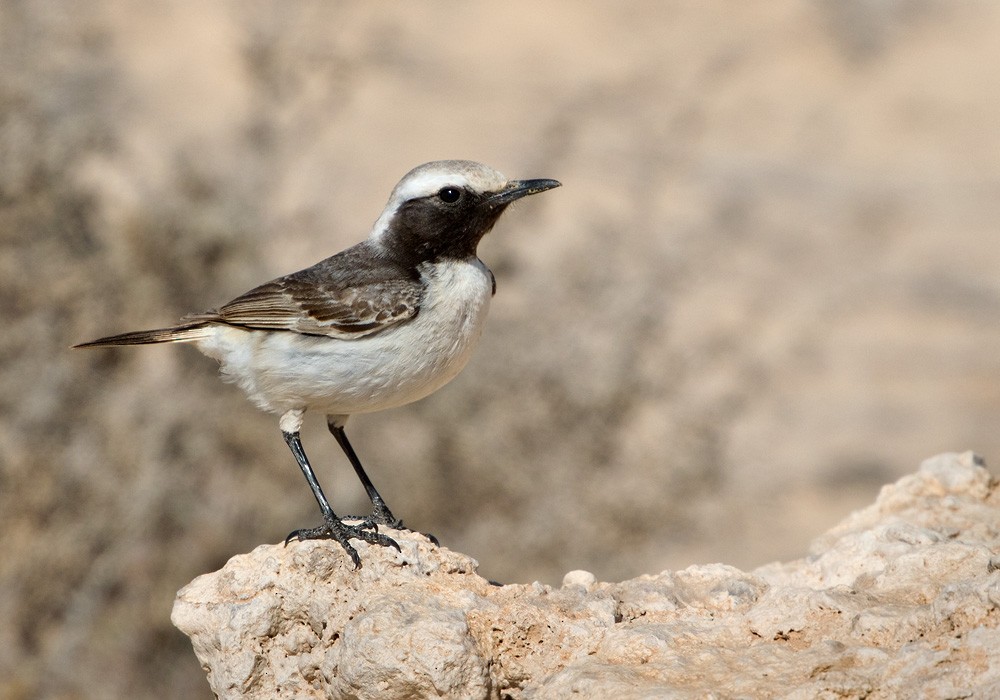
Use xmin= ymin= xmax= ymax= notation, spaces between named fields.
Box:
xmin=173 ymin=452 xmax=1000 ymax=698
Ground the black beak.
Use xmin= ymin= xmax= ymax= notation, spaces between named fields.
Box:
xmin=489 ymin=178 xmax=562 ymax=206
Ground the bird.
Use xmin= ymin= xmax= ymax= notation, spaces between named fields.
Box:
xmin=75 ymin=160 xmax=561 ymax=568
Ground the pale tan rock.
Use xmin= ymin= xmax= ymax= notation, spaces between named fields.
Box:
xmin=173 ymin=452 xmax=1000 ymax=698
xmin=560 ymin=570 xmax=596 ymax=589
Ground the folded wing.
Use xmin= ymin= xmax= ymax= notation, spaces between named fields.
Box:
xmin=186 ymin=259 xmax=424 ymax=339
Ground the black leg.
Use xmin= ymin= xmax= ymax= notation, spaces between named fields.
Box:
xmin=327 ymin=419 xmax=439 ymax=546
xmin=282 ymin=430 xmax=399 ymax=568
xmin=328 ymin=422 xmax=402 ymax=529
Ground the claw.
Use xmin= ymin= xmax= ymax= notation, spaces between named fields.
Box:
xmin=284 ymin=516 xmax=400 ymax=569
xmin=341 ymin=508 xmax=439 ymax=546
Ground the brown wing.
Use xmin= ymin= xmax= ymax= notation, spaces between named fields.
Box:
xmin=185 ymin=246 xmax=424 ymax=338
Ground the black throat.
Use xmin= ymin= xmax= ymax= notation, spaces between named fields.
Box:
xmin=383 ymin=191 xmax=509 ymax=266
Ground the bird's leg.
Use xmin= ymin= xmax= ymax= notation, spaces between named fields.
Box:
xmin=327 ymin=416 xmax=439 ymax=545
xmin=281 ymin=429 xmax=399 ymax=568
xmin=327 ymin=418 xmax=401 ymax=527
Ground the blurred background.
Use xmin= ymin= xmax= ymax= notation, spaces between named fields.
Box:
xmin=3 ymin=0 xmax=1000 ymax=697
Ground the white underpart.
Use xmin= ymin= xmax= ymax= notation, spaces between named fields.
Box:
xmin=194 ymin=257 xmax=494 ymax=421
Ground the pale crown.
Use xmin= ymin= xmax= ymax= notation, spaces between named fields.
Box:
xmin=370 ymin=160 xmax=509 ymax=244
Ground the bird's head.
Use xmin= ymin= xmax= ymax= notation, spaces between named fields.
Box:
xmin=371 ymin=160 xmax=560 ymax=262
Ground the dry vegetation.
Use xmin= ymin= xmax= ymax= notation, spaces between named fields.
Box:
xmin=3 ymin=1 xmax=1000 ymax=697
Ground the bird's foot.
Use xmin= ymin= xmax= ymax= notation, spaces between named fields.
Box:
xmin=284 ymin=515 xmax=400 ymax=569
xmin=343 ymin=503 xmax=439 ymax=546
xmin=342 ymin=502 xmax=403 ymax=531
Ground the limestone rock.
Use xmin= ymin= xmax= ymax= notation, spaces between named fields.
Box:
xmin=173 ymin=452 xmax=1000 ymax=698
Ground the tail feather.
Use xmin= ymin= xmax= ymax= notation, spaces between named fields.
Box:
xmin=73 ymin=323 xmax=212 ymax=348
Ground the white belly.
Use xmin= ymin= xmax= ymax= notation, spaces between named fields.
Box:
xmin=195 ymin=258 xmax=494 ymax=417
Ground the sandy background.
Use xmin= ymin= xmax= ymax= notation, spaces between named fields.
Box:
xmin=3 ymin=1 xmax=1000 ymax=697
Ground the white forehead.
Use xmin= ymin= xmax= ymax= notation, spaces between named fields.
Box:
xmin=387 ymin=160 xmax=509 ymax=204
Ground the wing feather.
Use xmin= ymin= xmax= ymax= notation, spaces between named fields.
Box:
xmin=185 ymin=246 xmax=424 ymax=338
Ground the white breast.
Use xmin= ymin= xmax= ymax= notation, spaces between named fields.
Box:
xmin=196 ymin=257 xmax=494 ymax=417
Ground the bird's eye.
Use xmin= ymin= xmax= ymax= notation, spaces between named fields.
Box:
xmin=438 ymin=187 xmax=462 ymax=203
